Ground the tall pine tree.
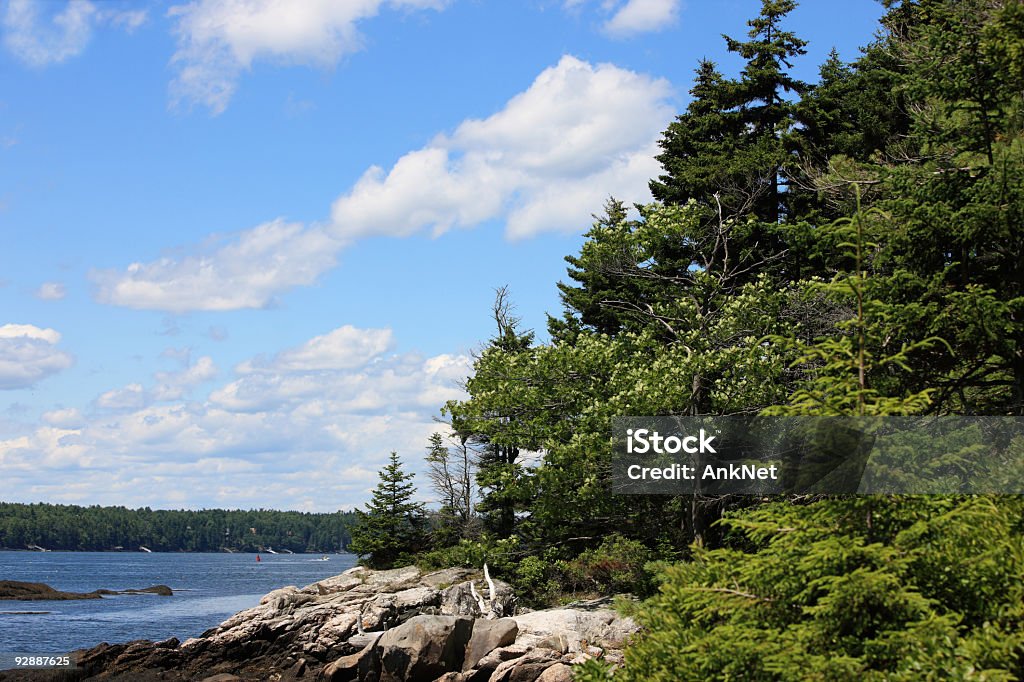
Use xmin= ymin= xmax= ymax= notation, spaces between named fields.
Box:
xmin=651 ymin=0 xmax=807 ymax=224
xmin=349 ymin=452 xmax=426 ymax=569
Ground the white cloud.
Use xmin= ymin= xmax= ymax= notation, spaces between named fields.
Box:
xmin=42 ymin=407 xmax=85 ymax=429
xmin=153 ymin=355 xmax=218 ymax=401
xmin=0 ymin=323 xmax=74 ymax=389
xmin=35 ymin=282 xmax=67 ymax=300
xmin=95 ymin=353 xmax=219 ymax=406
xmin=167 ymin=0 xmax=450 ymax=114
xmin=95 ymin=382 xmax=147 ymax=410
xmin=331 ymin=55 xmax=672 ymax=240
xmin=2 ymin=0 xmax=147 ymax=67
xmin=239 ymin=325 xmax=393 ymax=373
xmin=564 ymin=0 xmax=681 ymax=37
xmin=604 ymin=0 xmax=680 ymax=36
xmin=93 ymin=57 xmax=672 ymax=312
xmin=2 ymin=0 xmax=95 ymax=66
xmin=0 ymin=323 xmax=61 ymax=344
xmin=91 ymin=219 xmax=341 ymax=312
xmin=108 ymin=8 xmax=146 ymax=33
xmin=0 ymin=325 xmax=470 ymax=510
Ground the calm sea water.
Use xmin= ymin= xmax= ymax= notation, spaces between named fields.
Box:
xmin=0 ymin=551 xmax=357 ymax=658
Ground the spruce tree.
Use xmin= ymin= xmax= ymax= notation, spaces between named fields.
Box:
xmin=651 ymin=0 xmax=807 ymax=224
xmin=649 ymin=60 xmax=743 ymax=211
xmin=349 ymin=452 xmax=426 ymax=569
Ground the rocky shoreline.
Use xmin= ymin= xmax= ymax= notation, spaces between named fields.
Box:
xmin=0 ymin=565 xmax=637 ymax=681
xmin=0 ymin=581 xmax=173 ymax=601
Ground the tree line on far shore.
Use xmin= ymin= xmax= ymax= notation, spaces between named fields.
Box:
xmin=0 ymin=502 xmax=356 ymax=553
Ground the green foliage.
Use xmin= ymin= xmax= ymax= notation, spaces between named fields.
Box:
xmin=416 ymin=535 xmax=522 ymax=576
xmin=456 ymin=200 xmax=799 ymax=549
xmin=504 ymin=535 xmax=659 ymax=607
xmin=831 ymin=0 xmax=1024 ymax=415
xmin=428 ymin=4 xmax=1024 ymax=678
xmin=652 ymin=0 xmax=807 ymax=225
xmin=0 ymin=501 xmax=354 ymax=553
xmin=573 ymin=657 xmax=617 ymax=682
xmin=764 ymin=193 xmax=947 ymax=417
xmin=611 ymin=497 xmax=1024 ymax=681
xmin=349 ymin=452 xmax=427 ymax=569
xmin=560 ymin=534 xmax=656 ymax=596
xmin=446 ymin=287 xmax=537 ymax=540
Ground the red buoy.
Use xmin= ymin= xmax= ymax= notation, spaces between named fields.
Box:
xmin=256 ymin=554 xmax=261 ymax=562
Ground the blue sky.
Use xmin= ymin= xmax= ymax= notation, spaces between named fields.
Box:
xmin=0 ymin=0 xmax=885 ymax=511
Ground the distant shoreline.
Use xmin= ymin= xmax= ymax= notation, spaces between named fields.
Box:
xmin=0 ymin=501 xmax=357 ymax=554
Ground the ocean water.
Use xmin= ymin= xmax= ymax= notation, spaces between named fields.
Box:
xmin=0 ymin=551 xmax=357 ymax=658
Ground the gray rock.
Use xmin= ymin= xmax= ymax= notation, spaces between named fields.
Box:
xmin=286 ymin=657 xmax=307 ymax=678
xmin=486 ymin=650 xmax=561 ymax=682
xmin=463 ymin=618 xmax=519 ymax=671
xmin=310 ymin=570 xmax=364 ymax=595
xmin=69 ymin=564 xmax=637 ymax=682
xmin=420 ymin=567 xmax=477 ymax=589
xmin=347 ymin=631 xmax=383 ymax=650
xmin=513 ymin=607 xmax=638 ymax=652
xmin=377 ymin=614 xmax=474 ymax=682
xmin=355 ymin=565 xmax=423 ymax=592
xmin=323 ymin=633 xmax=382 ymax=682
xmin=393 ymin=586 xmax=442 ymax=610
xmin=536 ymin=663 xmax=573 ymax=682
xmin=467 ymin=643 xmax=533 ymax=680
xmin=260 ymin=586 xmax=300 ymax=607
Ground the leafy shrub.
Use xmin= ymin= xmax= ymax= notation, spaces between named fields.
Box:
xmin=562 ymin=534 xmax=656 ymax=596
xmin=514 ymin=554 xmax=564 ymax=605
xmin=605 ymin=497 xmax=1024 ymax=681
xmin=416 ymin=535 xmax=521 ymax=576
xmin=500 ymin=534 xmax=659 ymax=607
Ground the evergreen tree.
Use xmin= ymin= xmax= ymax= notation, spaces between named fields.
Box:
xmin=447 ymin=288 xmax=536 ymax=540
xmin=548 ymin=198 xmax=637 ymax=342
xmin=855 ymin=0 xmax=1024 ymax=414
xmin=794 ymin=44 xmax=910 ymax=169
xmin=577 ymin=497 xmax=1024 ymax=681
xmin=349 ymin=452 xmax=426 ymax=569
xmin=649 ymin=60 xmax=744 ymax=211
xmin=651 ymin=0 xmax=807 ymax=224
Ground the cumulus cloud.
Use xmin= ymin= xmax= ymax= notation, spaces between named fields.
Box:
xmin=2 ymin=0 xmax=147 ymax=67
xmin=35 ymin=282 xmax=67 ymax=300
xmin=93 ymin=57 xmax=672 ymax=312
xmin=0 ymin=325 xmax=470 ymax=510
xmin=239 ymin=326 xmax=393 ymax=374
xmin=563 ymin=0 xmax=681 ymax=37
xmin=153 ymin=355 xmax=218 ymax=401
xmin=0 ymin=324 xmax=74 ymax=390
xmin=95 ymin=382 xmax=147 ymax=410
xmin=167 ymin=0 xmax=450 ymax=114
xmin=603 ymin=0 xmax=680 ymax=36
xmin=95 ymin=353 xmax=219 ymax=407
xmin=91 ymin=219 xmax=340 ymax=312
xmin=332 ymin=55 xmax=672 ymax=240
xmin=42 ymin=407 xmax=85 ymax=429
